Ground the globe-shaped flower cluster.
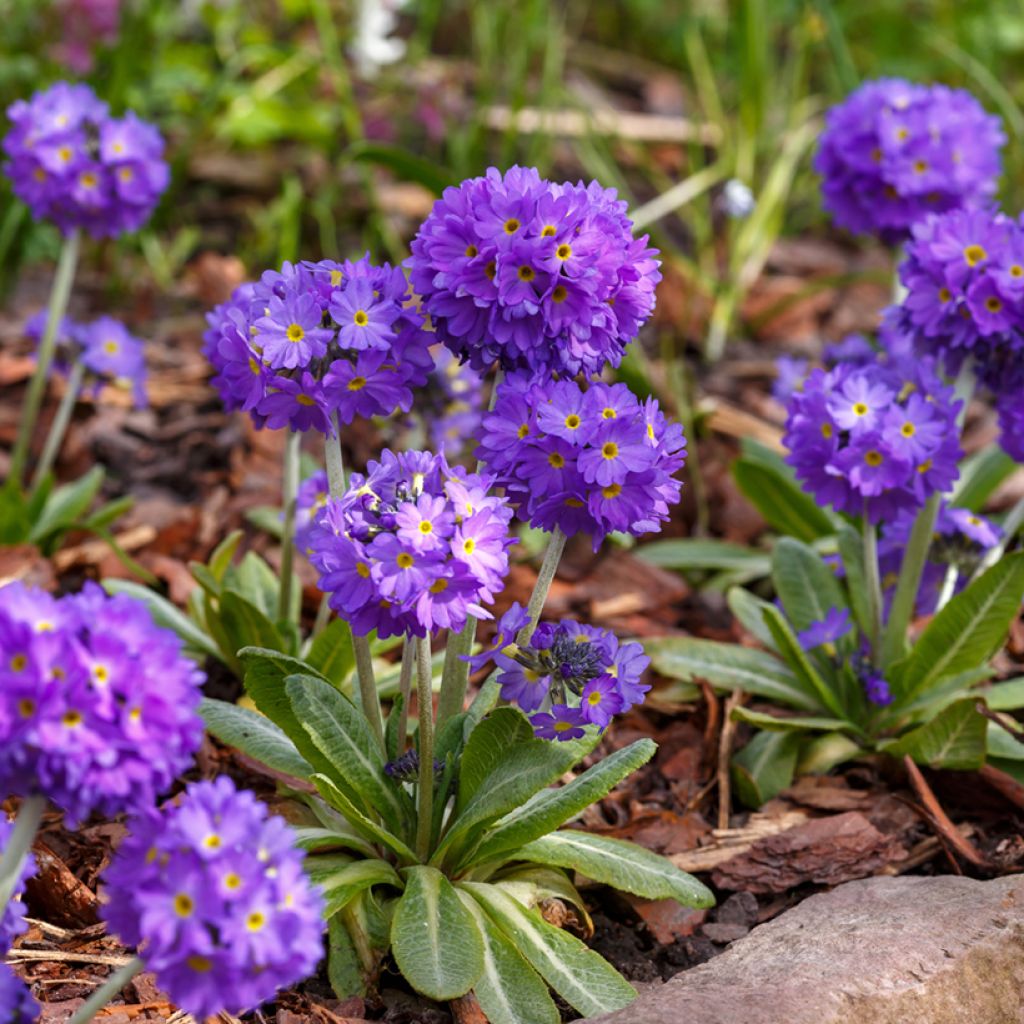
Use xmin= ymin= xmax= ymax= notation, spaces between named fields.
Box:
xmin=479 ymin=378 xmax=686 ymax=547
xmin=0 ymin=581 xmax=204 ymax=822
xmin=409 ymin=165 xmax=661 ymax=378
xmin=26 ymin=311 xmax=148 ymax=407
xmin=0 ymin=819 xmax=35 ymax=951
xmin=307 ymin=449 xmax=514 ymax=637
xmin=204 ymin=256 xmax=433 ymax=434
xmin=467 ymin=604 xmax=650 ymax=740
xmin=0 ymin=963 xmax=37 ymax=1024
xmin=294 ymin=469 xmax=330 ymax=557
xmin=783 ymin=356 xmax=962 ymax=523
xmin=2 ymin=81 xmax=168 ymax=236
xmin=815 ymin=78 xmax=1004 ymax=242
xmin=102 ymin=777 xmax=324 ymax=1021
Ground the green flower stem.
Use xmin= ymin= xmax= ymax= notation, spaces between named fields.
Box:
xmin=415 ymin=636 xmax=435 ymax=860
xmin=0 ymin=794 xmax=45 ymax=915
xmin=66 ymin=957 xmax=145 ymax=1024
xmin=881 ymin=492 xmax=940 ymax=670
xmin=437 ymin=617 xmax=476 ymax=728
xmin=862 ymin=517 xmax=882 ymax=657
xmin=310 ymin=592 xmax=332 ymax=639
xmin=277 ymin=429 xmax=302 ymax=625
xmin=517 ymin=528 xmax=567 ymax=646
xmin=324 ymin=413 xmax=346 ymax=497
xmin=30 ymin=360 xmax=84 ymax=491
xmin=353 ymin=633 xmax=386 ymax=755
xmin=397 ymin=636 xmax=414 ymax=752
xmin=10 ymin=229 xmax=81 ymax=486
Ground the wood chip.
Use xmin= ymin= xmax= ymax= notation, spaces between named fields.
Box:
xmin=670 ymin=809 xmax=811 ymax=873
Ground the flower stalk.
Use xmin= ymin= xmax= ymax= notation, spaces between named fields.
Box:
xmin=31 ymin=361 xmax=85 ymax=491
xmin=0 ymin=794 xmax=45 ymax=915
xmin=277 ymin=429 xmax=302 ymax=624
xmin=414 ymin=636 xmax=435 ymax=860
xmin=518 ymin=527 xmax=567 ymax=646
xmin=10 ymin=229 xmax=81 ymax=486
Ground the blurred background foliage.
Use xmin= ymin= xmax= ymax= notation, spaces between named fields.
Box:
xmin=2 ymin=0 xmax=1024 ymax=353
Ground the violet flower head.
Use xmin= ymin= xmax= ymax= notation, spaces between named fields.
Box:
xmin=203 ymin=256 xmax=433 ymax=434
xmin=815 ymin=78 xmax=1004 ymax=243
xmin=0 ymin=963 xmax=37 ymax=1023
xmin=478 ymin=377 xmax=686 ymax=548
xmin=796 ymin=607 xmax=852 ymax=650
xmin=879 ymin=501 xmax=1002 ymax=615
xmin=409 ymin=166 xmax=661 ymax=377
xmin=783 ymin=354 xmax=962 ymax=524
xmin=0 ymin=581 xmax=204 ymax=823
xmin=2 ymin=81 xmax=168 ymax=237
xmin=102 ymin=777 xmax=324 ymax=1021
xmin=0 ymin=817 xmax=35 ymax=950
xmin=861 ymin=668 xmax=893 ymax=707
xmin=997 ymin=389 xmax=1024 ymax=463
xmin=888 ymin=207 xmax=1024 ymax=394
xmin=293 ymin=470 xmax=330 ymax=557
xmin=307 ymin=449 xmax=514 ymax=638
xmin=477 ymin=618 xmax=648 ymax=739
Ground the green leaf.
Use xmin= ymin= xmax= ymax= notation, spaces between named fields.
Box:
xmin=314 ymin=858 xmax=403 ymax=918
xmin=29 ymin=465 xmax=104 ymax=542
xmin=644 ymin=636 xmax=819 ymax=711
xmin=219 ymin=589 xmax=284 ymax=656
xmin=391 ymin=867 xmax=485 ymax=1001
xmin=732 ymin=730 xmax=801 ymax=807
xmin=208 ymin=529 xmax=244 ymax=583
xmin=730 ymin=706 xmax=852 ymax=734
xmin=493 ymin=866 xmax=592 ymax=930
xmin=305 ymin=617 xmax=355 ymax=689
xmin=328 ymin=915 xmax=366 ymax=999
xmin=985 ymin=720 xmax=1024 ymax=761
xmin=102 ymin=579 xmax=222 ymax=663
xmin=761 ymin=604 xmax=845 ymax=717
xmin=796 ymin=731 xmax=864 ymax=775
xmin=291 ymin=826 xmax=376 ymax=857
xmin=385 ymin=694 xmax=405 ymax=763
xmin=514 ymin=831 xmax=713 ymax=907
xmin=732 ymin=457 xmax=835 ymax=541
xmin=893 ymin=553 xmax=1024 ymax=702
xmin=312 ymin=774 xmax=418 ymax=865
xmin=0 ymin=478 xmax=31 ymax=544
xmin=245 ymin=505 xmax=284 ymax=539
xmin=638 ymin=538 xmax=771 ymax=580
xmin=837 ymin=526 xmax=873 ymax=639
xmin=458 ymin=707 xmax=536 ymax=814
xmin=951 ymin=446 xmax=1017 ymax=511
xmin=979 ymin=677 xmax=1024 ymax=711
xmin=726 ymin=586 xmax=779 ymax=650
xmin=80 ymin=494 xmax=133 ymax=532
xmin=345 ymin=140 xmax=452 ymax=195
xmin=199 ymin=697 xmax=313 ymax=779
xmin=467 ymin=739 xmax=656 ymax=868
xmin=240 ymin=646 xmax=328 ymax=738
xmin=771 ymin=537 xmax=846 ymax=633
xmin=882 ymin=699 xmax=986 ymax=770
xmin=461 ymin=881 xmax=635 ymax=1018
xmin=435 ymin=738 xmax=581 ymax=868
xmin=286 ymin=675 xmax=412 ymax=835
xmin=456 ymin=890 xmax=559 ymax=1024
xmin=230 ymin=551 xmax=281 ymax=618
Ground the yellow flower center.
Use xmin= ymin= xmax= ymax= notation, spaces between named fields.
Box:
xmin=503 ymin=218 xmax=520 ymax=234
xmin=62 ymin=710 xmax=83 ymax=728
xmin=249 ymin=357 xmax=261 ymax=375
xmin=286 ymin=323 xmax=305 ymax=343
xmin=517 ymin=423 xmax=530 ymax=439
xmin=541 ymin=224 xmax=556 ymax=237
xmin=821 ymin=422 xmax=833 ymax=439
xmin=602 ymin=483 xmax=622 ymax=499
xmin=187 ymin=955 xmax=212 ymax=973
xmin=963 ymin=244 xmax=987 ymax=266
xmin=551 ymin=285 xmax=568 ymax=303
xmin=517 ymin=265 xmax=536 ymax=282
xmin=918 ymin=459 xmax=933 ymax=474
xmin=353 ymin=310 xmax=369 ymax=326
xmin=17 ymin=698 xmax=35 ymax=718
xmin=429 ymin=578 xmax=448 ymax=594
xmin=1012 ymin=265 xmax=1023 ymax=278
xmin=852 ymin=402 xmax=868 ymax=417
xmin=485 ymin=261 xmax=497 ymax=281
xmin=203 ymin=834 xmax=222 ymax=850
xmin=224 ymin=873 xmax=242 ymax=890
xmin=174 ymin=893 xmax=194 ymax=918
xmin=565 ymin=498 xmax=584 ymax=508
xmin=246 ymin=911 xmax=266 ymax=932
xmin=356 ymin=561 xmax=371 ymax=578
xmin=548 ymin=452 xmax=565 ymax=468
xmin=913 ymin=160 xmax=928 ymax=174
xmin=464 ymin=244 xmax=478 ymax=258
xmin=92 ymin=664 xmax=109 ymax=684
xmin=419 ymin=520 xmax=433 ymax=534
xmin=80 ymin=171 xmax=98 ymax=188
xmin=463 ymin=538 xmax=476 ymax=554
xmin=900 ymin=422 xmax=916 ymax=437
xmin=10 ymin=653 xmax=27 ymax=672
xmin=587 ymin=691 xmax=602 ymax=706
xmin=296 ymin=394 xmax=316 ymax=406
xmin=396 ymin=552 xmax=415 ymax=569
xmin=938 ymin=287 xmax=952 ymax=303
xmin=347 ymin=376 xmax=367 ymax=391
xmin=985 ymin=296 xmax=1003 ymax=313
xmin=103 ymin=340 xmax=119 ymax=354
xmin=119 ymin=167 xmax=133 ymax=182
xmin=864 ymin=450 xmax=884 ymax=467
xmin=556 ymin=244 xmax=572 ymax=261
xmin=331 ymin=269 xmax=343 ymax=286
xmin=564 ymin=414 xmax=580 ymax=430
xmin=602 ymin=407 xmax=616 ymax=419
xmin=601 ymin=442 xmax=618 ymax=460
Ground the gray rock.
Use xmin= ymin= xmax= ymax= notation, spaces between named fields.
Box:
xmin=584 ymin=875 xmax=1024 ymax=1024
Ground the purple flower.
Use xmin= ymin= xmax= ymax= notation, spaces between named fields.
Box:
xmin=997 ymin=389 xmax=1024 ymax=463
xmin=529 ymin=705 xmax=588 ymax=742
xmin=3 ymin=81 xmax=168 ymax=237
xmin=204 ymin=256 xmax=432 ymax=433
xmin=0 ymin=581 xmax=204 ymax=823
xmin=463 ymin=602 xmax=530 ymax=672
xmin=409 ymin=166 xmax=661 ymax=377
xmin=493 ymin=619 xmax=649 ymax=738
xmin=796 ymin=607 xmax=852 ymax=650
xmin=101 ymin=777 xmax=324 ymax=1021
xmin=772 ymin=356 xmax=809 ymax=404
xmin=783 ymin=355 xmax=962 ymax=523
xmin=479 ymin=378 xmax=686 ymax=548
xmin=815 ymin=79 xmax=1004 ymax=243
xmin=307 ymin=450 xmax=514 ymax=638
xmin=0 ymin=963 xmax=37 ymax=1023
xmin=293 ymin=470 xmax=330 ymax=556
xmin=861 ymin=669 xmax=893 ymax=706
xmin=0 ymin=817 xmax=35 ymax=950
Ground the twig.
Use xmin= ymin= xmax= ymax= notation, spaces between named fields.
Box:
xmin=978 ymin=763 xmax=1024 ymax=812
xmin=717 ymin=690 xmax=746 ymax=830
xmin=902 ymin=756 xmax=989 ymax=869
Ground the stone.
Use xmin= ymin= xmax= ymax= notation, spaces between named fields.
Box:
xmin=583 ymin=875 xmax=1024 ymax=1024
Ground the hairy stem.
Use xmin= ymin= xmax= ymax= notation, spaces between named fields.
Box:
xmin=10 ymin=229 xmax=81 ymax=485
xmin=66 ymin=957 xmax=145 ymax=1024
xmin=353 ymin=633 xmax=386 ymax=755
xmin=862 ymin=517 xmax=882 ymax=658
xmin=0 ymin=794 xmax=46 ymax=916
xmin=437 ymin=617 xmax=476 ymax=727
xmin=31 ymin=361 xmax=84 ymax=491
xmin=881 ymin=493 xmax=940 ymax=670
xmin=397 ymin=636 xmax=414 ymax=753
xmin=324 ymin=412 xmax=346 ymax=497
xmin=517 ymin=527 xmax=567 ymax=646
xmin=277 ymin=429 xmax=302 ymax=624
xmin=415 ymin=636 xmax=435 ymax=860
